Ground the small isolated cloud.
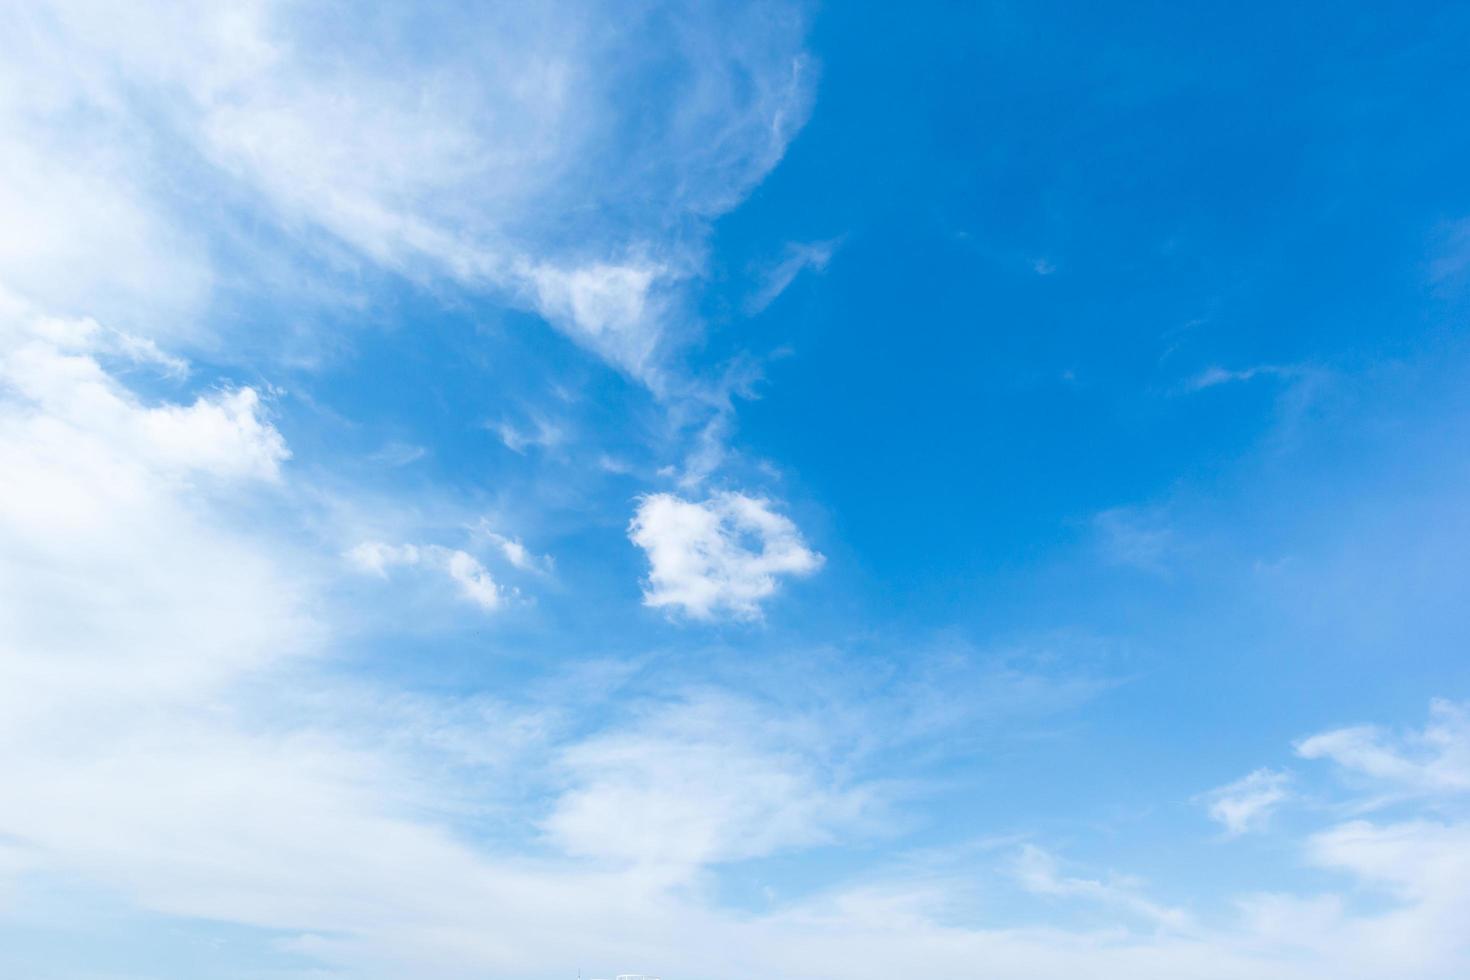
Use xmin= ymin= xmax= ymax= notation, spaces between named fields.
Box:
xmin=628 ymin=491 xmax=822 ymax=620
xmin=1184 ymin=364 xmax=1297 ymax=392
xmin=1032 ymin=258 xmax=1056 ymax=275
xmin=1295 ymin=698 xmax=1470 ymax=799
xmin=346 ymin=541 xmax=504 ymax=612
xmin=1200 ymin=768 xmax=1292 ymax=837
xmin=488 ymin=415 xmax=565 ymax=454
xmin=746 ymin=238 xmax=840 ymax=314
xmin=367 ymin=441 xmax=428 ymax=467
xmin=471 ymin=522 xmax=555 ymax=575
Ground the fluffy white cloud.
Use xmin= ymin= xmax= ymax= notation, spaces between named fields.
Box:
xmin=1200 ymin=768 xmax=1292 ymax=837
xmin=629 ymin=491 xmax=823 ymax=620
xmin=346 ymin=541 xmax=505 ymax=612
xmin=0 ymin=295 xmax=288 ymax=487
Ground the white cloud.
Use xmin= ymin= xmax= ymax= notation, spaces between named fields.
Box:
xmin=0 ymin=93 xmax=213 ymax=333
xmin=6 ymin=365 xmax=1470 ymax=980
xmin=1184 ymin=364 xmax=1297 ymax=391
xmin=1295 ymin=698 xmax=1470 ymax=799
xmin=346 ymin=541 xmax=504 ymax=612
xmin=1012 ymin=845 xmax=1194 ymax=932
xmin=495 ymin=536 xmax=538 ymax=571
xmin=470 ymin=523 xmax=555 ymax=575
xmin=0 ymin=295 xmax=288 ymax=493
xmin=0 ymin=305 xmax=306 ymax=720
xmin=0 ymin=1 xmax=815 ymax=379
xmin=523 ymin=259 xmax=665 ymax=377
xmin=1300 ymin=819 xmax=1470 ymax=972
xmin=345 ymin=541 xmax=423 ymax=577
xmin=1200 ymin=768 xmax=1292 ymax=837
xmin=14 ymin=7 xmax=1470 ymax=979
xmin=746 ymin=238 xmax=840 ymax=314
xmin=489 ymin=414 xmax=566 ymax=454
xmin=629 ymin=491 xmax=823 ymax=620
xmin=544 ymin=693 xmax=874 ymax=874
xmin=367 ymin=441 xmax=428 ymax=467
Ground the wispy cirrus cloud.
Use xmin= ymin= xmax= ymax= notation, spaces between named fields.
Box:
xmin=1012 ymin=844 xmax=1194 ymax=932
xmin=1182 ymin=363 xmax=1302 ymax=392
xmin=0 ymin=0 xmax=815 ymax=383
xmin=1296 ymin=698 xmax=1470 ymax=800
xmin=746 ymin=238 xmax=842 ymax=314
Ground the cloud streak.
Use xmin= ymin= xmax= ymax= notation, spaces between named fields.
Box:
xmin=1199 ymin=768 xmax=1292 ymax=836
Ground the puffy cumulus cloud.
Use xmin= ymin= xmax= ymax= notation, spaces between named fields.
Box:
xmin=346 ymin=541 xmax=505 ymax=612
xmin=1199 ymin=768 xmax=1292 ymax=837
xmin=0 ymin=294 xmax=289 ymax=519
xmin=544 ymin=692 xmax=874 ymax=874
xmin=629 ymin=491 xmax=823 ymax=620
xmin=0 ymin=0 xmax=815 ymax=377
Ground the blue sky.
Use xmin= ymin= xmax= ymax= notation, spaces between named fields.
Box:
xmin=3 ymin=2 xmax=1470 ymax=978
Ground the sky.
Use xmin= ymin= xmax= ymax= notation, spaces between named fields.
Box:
xmin=3 ymin=2 xmax=1470 ymax=978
